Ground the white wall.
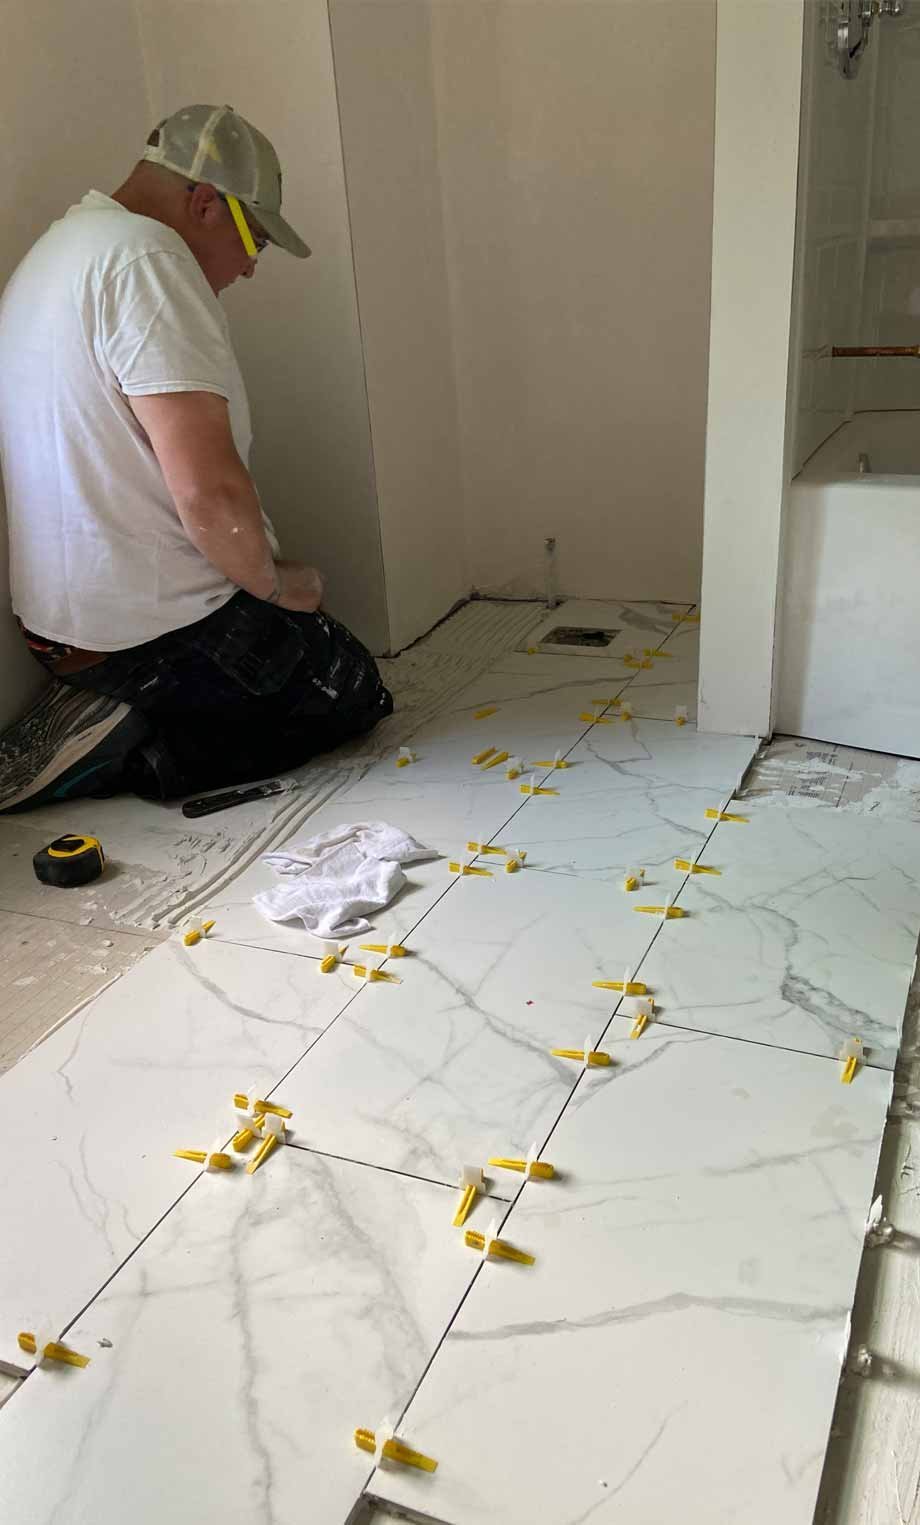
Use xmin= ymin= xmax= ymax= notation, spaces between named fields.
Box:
xmin=429 ymin=0 xmax=716 ymax=603
xmin=134 ymin=0 xmax=389 ymax=653
xmin=0 ymin=0 xmax=153 ymax=729
xmin=789 ymin=0 xmax=876 ymax=474
xmin=328 ymin=0 xmax=468 ymax=652
xmin=857 ymin=13 xmax=920 ymax=411
xmin=698 ymin=0 xmax=804 ymax=739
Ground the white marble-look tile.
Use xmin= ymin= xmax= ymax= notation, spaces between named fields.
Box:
xmin=567 ymin=717 xmax=754 ymax=798
xmin=277 ymin=865 xmax=658 ymax=1185
xmin=505 ymin=782 xmax=713 ymax=884
xmin=0 ymin=1147 xmax=478 ymax=1525
xmin=404 ymin=666 xmax=632 ymax=754
xmin=0 ymin=939 xmax=355 ymax=1367
xmin=637 ymin=799 xmax=920 ymax=1069
xmin=370 ymin=1020 xmax=892 ymax=1525
xmin=626 ymin=678 xmax=699 ymax=723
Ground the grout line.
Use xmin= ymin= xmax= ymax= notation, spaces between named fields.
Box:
xmin=285 ymin=1139 xmax=512 ymax=1202
xmin=58 ymin=1173 xmax=204 ymax=1342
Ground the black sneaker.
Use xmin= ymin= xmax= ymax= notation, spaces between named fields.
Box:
xmin=0 ymin=682 xmax=152 ymax=813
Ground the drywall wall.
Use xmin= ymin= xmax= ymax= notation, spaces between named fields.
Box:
xmin=328 ymin=0 xmax=468 ymax=653
xmin=789 ymin=0 xmax=876 ymax=474
xmin=134 ymin=0 xmax=389 ymax=654
xmin=857 ymin=14 xmax=920 ymax=410
xmin=0 ymin=0 xmax=152 ymax=730
xmin=428 ymin=0 xmax=716 ymax=602
xmin=698 ymin=0 xmax=804 ymax=739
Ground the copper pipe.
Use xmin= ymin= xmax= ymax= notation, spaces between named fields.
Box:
xmin=831 ymin=345 xmax=920 ymax=358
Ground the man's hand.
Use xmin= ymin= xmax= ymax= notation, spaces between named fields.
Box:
xmin=274 ymin=561 xmax=324 ymax=613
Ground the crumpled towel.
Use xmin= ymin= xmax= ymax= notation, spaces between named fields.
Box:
xmin=254 ymin=821 xmax=438 ymax=939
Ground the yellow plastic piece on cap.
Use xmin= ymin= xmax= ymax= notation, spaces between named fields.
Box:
xmin=17 ymin=1332 xmax=37 ymax=1354
xmin=630 ymin=1012 xmax=650 ymax=1040
xmin=465 ymin=842 xmax=507 ymax=856
xmin=644 ymin=648 xmax=672 ymax=658
xmin=674 ymin=859 xmax=722 ymax=875
xmin=704 ymin=809 xmax=748 ymax=823
xmin=473 ymin=706 xmax=498 ymax=720
xmin=841 ymin=1055 xmax=858 ymax=1084
xmin=471 ymin=746 xmax=496 ymax=766
xmin=634 ymin=905 xmax=687 ymax=918
xmin=464 ymin=1230 xmax=535 ymax=1265
xmin=453 ymin=1183 xmax=478 ymax=1228
xmin=551 ymin=1045 xmax=611 ymax=1066
xmin=505 ymin=856 xmax=522 ymax=873
xmin=532 ymin=759 xmax=570 ymax=769
xmin=519 ymin=783 xmax=558 ymax=796
xmin=353 ymin=964 xmax=402 ymax=982
xmin=624 ymin=875 xmax=641 ymax=892
xmin=591 ymin=697 xmax=622 ymax=707
xmin=319 ymin=953 xmax=339 ymax=973
xmin=232 ymin=1129 xmax=257 ymax=1152
xmin=354 ymin=1428 xmax=438 ymax=1473
xmin=482 ymin=750 xmax=510 ymax=770
xmin=208 ymin=1152 xmax=233 ymax=1171
xmin=173 ymin=1149 xmax=208 ymax=1164
xmin=579 ymin=712 xmax=615 ymax=724
xmin=488 ymin=1156 xmax=555 ymax=1179
xmin=360 ymin=942 xmax=408 ymax=956
xmin=448 ymin=862 xmax=493 ymax=877
xmin=226 ymin=194 xmax=258 ymax=258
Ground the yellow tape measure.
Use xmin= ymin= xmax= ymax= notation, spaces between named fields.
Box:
xmin=33 ymin=834 xmax=105 ymax=888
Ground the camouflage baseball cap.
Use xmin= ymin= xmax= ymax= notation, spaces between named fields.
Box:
xmin=143 ymin=103 xmax=310 ymax=258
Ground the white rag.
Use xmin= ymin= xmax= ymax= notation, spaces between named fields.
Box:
xmin=254 ymin=821 xmax=438 ymax=939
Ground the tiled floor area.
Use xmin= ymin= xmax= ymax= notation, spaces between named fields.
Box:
xmin=0 ymin=599 xmax=915 ymax=1525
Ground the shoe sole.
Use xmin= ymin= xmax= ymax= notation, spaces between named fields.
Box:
xmin=0 ymin=684 xmax=147 ymax=812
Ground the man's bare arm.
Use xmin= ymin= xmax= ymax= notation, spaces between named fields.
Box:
xmin=128 ymin=391 xmax=323 ymax=612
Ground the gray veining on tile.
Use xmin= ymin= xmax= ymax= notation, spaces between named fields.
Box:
xmin=371 ymin=1020 xmax=891 ymax=1525
xmin=0 ymin=1148 xmax=478 ymax=1525
xmin=0 ymin=939 xmax=354 ymax=1366
xmin=638 ymin=799 xmax=920 ymax=1068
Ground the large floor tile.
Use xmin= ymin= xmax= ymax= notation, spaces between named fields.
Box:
xmin=568 ymin=717 xmax=755 ymax=798
xmin=627 ymin=677 xmax=699 ymax=723
xmin=638 ymin=798 xmax=920 ymax=1068
xmin=277 ymin=864 xmax=661 ymax=1185
xmin=404 ymin=666 xmax=629 ymax=756
xmin=370 ymin=1020 xmax=891 ymax=1525
xmin=0 ymin=939 xmax=355 ymax=1367
xmin=0 ymin=1147 xmax=478 ymax=1525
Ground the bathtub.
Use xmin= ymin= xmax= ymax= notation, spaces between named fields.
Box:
xmin=776 ymin=410 xmax=920 ymax=758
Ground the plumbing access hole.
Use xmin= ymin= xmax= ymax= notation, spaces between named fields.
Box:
xmin=526 ymin=625 xmax=621 ymax=653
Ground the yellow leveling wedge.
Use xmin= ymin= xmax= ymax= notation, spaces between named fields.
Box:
xmin=488 ymin=1156 xmax=555 ymax=1179
xmin=464 ymin=1230 xmax=535 ymax=1265
xmin=354 ymin=1429 xmax=438 ymax=1473
xmin=18 ymin=1333 xmax=90 ymax=1367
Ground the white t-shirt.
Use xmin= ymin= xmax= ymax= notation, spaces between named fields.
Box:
xmin=0 ymin=189 xmax=279 ymax=651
